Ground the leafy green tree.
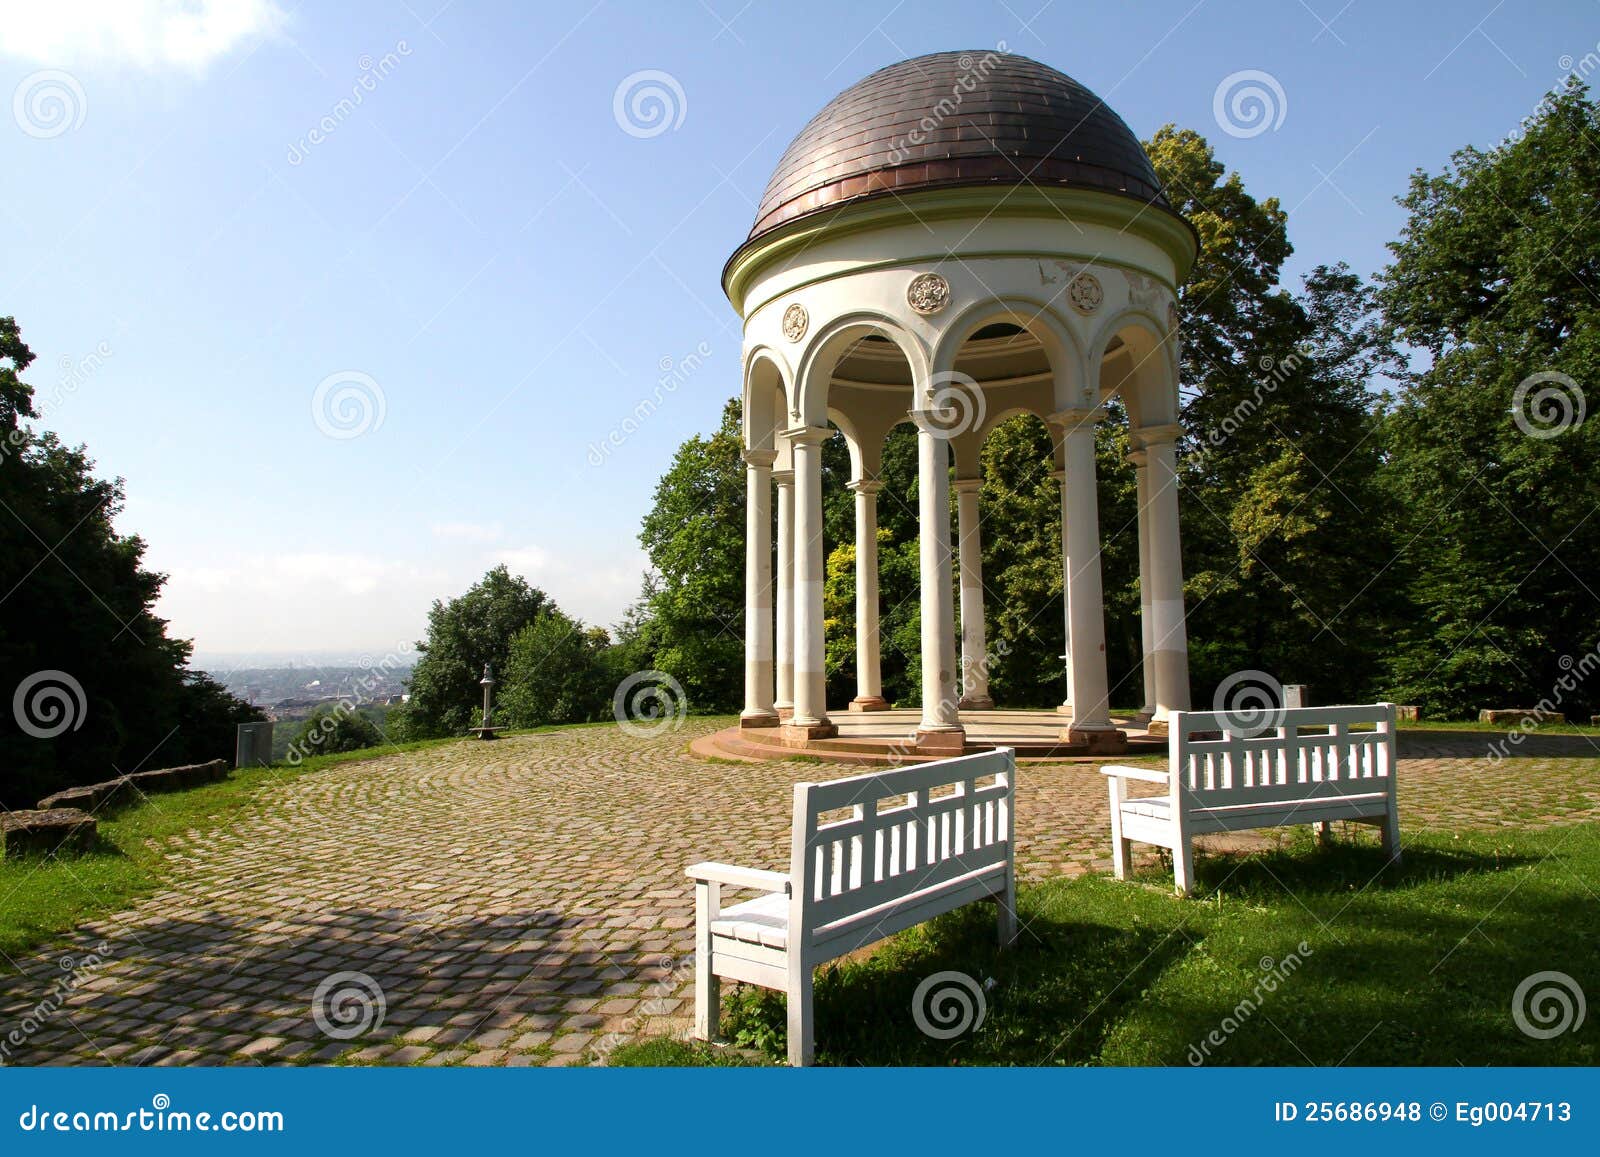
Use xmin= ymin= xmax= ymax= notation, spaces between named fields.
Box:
xmin=399 ymin=565 xmax=550 ymax=736
xmin=632 ymin=399 xmax=747 ymax=712
xmin=1 ymin=316 xmax=261 ymax=807
xmin=1378 ymin=81 xmax=1600 ymax=717
xmin=288 ymin=702 xmax=383 ymax=760
xmin=499 ymin=611 xmax=612 ymax=727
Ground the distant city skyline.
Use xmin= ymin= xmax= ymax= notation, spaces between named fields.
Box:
xmin=4 ymin=0 xmax=1595 ymax=656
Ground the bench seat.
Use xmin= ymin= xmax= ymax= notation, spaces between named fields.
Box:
xmin=688 ymin=748 xmax=1017 ymax=1065
xmin=1106 ymin=704 xmax=1400 ymax=894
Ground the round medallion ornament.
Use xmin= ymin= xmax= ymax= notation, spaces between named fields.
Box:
xmin=1067 ymin=272 xmax=1103 ymax=315
xmin=781 ymin=303 xmax=808 ymax=342
xmin=906 ymin=272 xmax=951 ymax=316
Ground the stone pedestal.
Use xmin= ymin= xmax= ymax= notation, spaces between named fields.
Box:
xmin=782 ymin=720 xmax=838 ymax=742
xmin=915 ymin=728 xmax=966 ymax=755
xmin=849 ymin=696 xmax=891 ymax=712
xmin=1069 ymin=727 xmax=1128 ymax=754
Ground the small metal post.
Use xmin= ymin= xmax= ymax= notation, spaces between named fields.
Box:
xmin=478 ymin=663 xmax=497 ymax=738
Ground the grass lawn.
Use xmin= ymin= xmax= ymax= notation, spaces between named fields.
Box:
xmin=0 ymin=732 xmax=519 ymax=966
xmin=612 ymin=823 xmax=1600 ymax=1067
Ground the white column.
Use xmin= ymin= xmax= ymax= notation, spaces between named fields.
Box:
xmin=911 ymin=410 xmax=964 ymax=751
xmin=772 ymin=467 xmax=795 ymax=716
xmin=785 ymin=426 xmax=835 ymax=737
xmin=1137 ymin=422 xmax=1191 ymax=729
xmin=1128 ymin=446 xmax=1157 ymax=725
xmin=953 ymin=477 xmax=993 ymax=710
xmin=1049 ymin=468 xmax=1073 ymax=715
xmin=740 ymin=449 xmax=778 ymax=727
xmin=847 ymin=479 xmax=888 ymax=711
xmin=1048 ymin=408 xmax=1125 ymax=752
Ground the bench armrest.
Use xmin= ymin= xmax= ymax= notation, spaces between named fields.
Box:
xmin=1100 ymin=764 xmax=1170 ymax=784
xmin=686 ymin=862 xmax=790 ymax=893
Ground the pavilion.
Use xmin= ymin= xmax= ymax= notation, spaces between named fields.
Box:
xmin=711 ymin=51 xmax=1197 ymax=762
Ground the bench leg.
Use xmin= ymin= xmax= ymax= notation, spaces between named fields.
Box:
xmin=1380 ymin=806 xmax=1402 ymax=865
xmin=786 ymin=962 xmax=814 ymax=1067
xmin=996 ymin=880 xmax=1018 ymax=948
xmin=1108 ymin=778 xmax=1132 ymax=881
xmin=1171 ymin=833 xmax=1196 ymax=897
xmin=693 ymin=880 xmax=720 ymax=1041
xmin=1316 ymin=820 xmax=1333 ymax=848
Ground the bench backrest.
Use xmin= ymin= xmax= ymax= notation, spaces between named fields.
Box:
xmin=790 ymin=748 xmax=1015 ymax=936
xmin=1168 ymin=703 xmax=1397 ymax=810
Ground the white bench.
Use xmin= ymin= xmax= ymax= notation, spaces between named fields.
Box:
xmin=1104 ymin=703 xmax=1400 ymax=895
xmin=687 ymin=749 xmax=1017 ymax=1066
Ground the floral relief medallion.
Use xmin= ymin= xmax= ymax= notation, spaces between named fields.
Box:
xmin=782 ymin=303 xmax=808 ymax=342
xmin=1067 ymin=271 xmax=1103 ymax=315
xmin=906 ymin=272 xmax=951 ymax=315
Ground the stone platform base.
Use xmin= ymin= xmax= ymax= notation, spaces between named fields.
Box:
xmin=694 ymin=707 xmax=1166 ymax=766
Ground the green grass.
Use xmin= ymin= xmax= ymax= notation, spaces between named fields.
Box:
xmin=614 ymin=824 xmax=1600 ymax=1067
xmin=0 ymin=732 xmax=507 ymax=966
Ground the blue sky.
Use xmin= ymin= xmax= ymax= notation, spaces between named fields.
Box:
xmin=2 ymin=0 xmax=1595 ymax=664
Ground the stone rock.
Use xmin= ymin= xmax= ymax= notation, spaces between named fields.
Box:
xmin=36 ymin=760 xmax=230 ymax=811
xmin=1 ymin=808 xmax=98 ymax=859
xmin=1396 ymin=705 xmax=1419 ymax=722
xmin=1478 ymin=709 xmax=1544 ymax=725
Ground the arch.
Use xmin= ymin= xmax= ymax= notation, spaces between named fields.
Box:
xmin=1087 ymin=306 xmax=1180 ymax=428
xmin=931 ymin=295 xmax=1085 ymax=387
xmin=742 ymin=346 xmax=790 ymax=451
xmin=794 ymin=311 xmax=928 ymax=428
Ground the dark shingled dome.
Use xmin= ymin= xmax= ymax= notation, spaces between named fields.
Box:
xmin=747 ymin=51 xmax=1170 ymax=242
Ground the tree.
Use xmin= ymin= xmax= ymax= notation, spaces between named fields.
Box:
xmin=1377 ymin=81 xmax=1600 ymax=717
xmin=399 ymin=565 xmax=550 ymax=736
xmin=632 ymin=398 xmax=747 ymax=712
xmin=1 ymin=316 xmax=261 ymax=807
xmin=499 ymin=610 xmax=612 ymax=728
xmin=288 ymin=702 xmax=384 ymax=760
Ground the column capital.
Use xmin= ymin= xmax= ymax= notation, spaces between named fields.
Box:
xmin=951 ymin=477 xmax=983 ymax=495
xmin=1125 ymin=447 xmax=1149 ymax=469
xmin=771 ymin=468 xmax=795 ymax=485
xmin=741 ymin=448 xmax=778 ymax=468
xmin=1045 ymin=406 xmax=1105 ymax=436
xmin=1048 ymin=468 xmax=1067 ymax=484
xmin=846 ymin=478 xmax=884 ymax=495
xmin=907 ymin=408 xmax=961 ymax=436
xmin=1131 ymin=421 xmax=1184 ymax=448
xmin=782 ymin=424 xmax=832 ymax=446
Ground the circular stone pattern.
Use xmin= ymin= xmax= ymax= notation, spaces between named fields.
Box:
xmin=906 ymin=272 xmax=951 ymax=315
xmin=782 ymin=303 xmax=808 ymax=341
xmin=1068 ymin=272 xmax=1103 ymax=315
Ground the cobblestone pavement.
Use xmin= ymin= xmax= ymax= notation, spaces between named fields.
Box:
xmin=2 ymin=723 xmax=1597 ymax=1066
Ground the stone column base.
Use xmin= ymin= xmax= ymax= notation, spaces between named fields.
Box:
xmin=915 ymin=727 xmax=967 ymax=755
xmin=775 ymin=705 xmax=794 ymax=720
xmin=958 ymin=695 xmax=995 ymax=711
xmin=1146 ymin=718 xmax=1169 ymax=736
xmin=1131 ymin=709 xmax=1156 ymax=726
xmin=739 ymin=711 xmax=780 ymax=729
xmin=848 ymin=696 xmax=891 ymax=712
xmin=1055 ymin=702 xmax=1073 ymax=715
xmin=782 ymin=720 xmax=837 ymax=741
xmin=1063 ymin=726 xmax=1128 ymax=754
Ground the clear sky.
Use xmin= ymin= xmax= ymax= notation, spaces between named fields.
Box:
xmin=2 ymin=0 xmax=1595 ymax=665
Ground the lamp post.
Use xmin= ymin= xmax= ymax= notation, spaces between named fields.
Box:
xmin=474 ymin=663 xmax=500 ymax=740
